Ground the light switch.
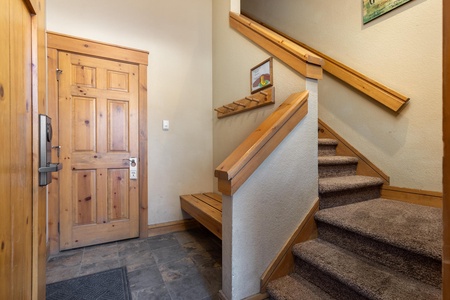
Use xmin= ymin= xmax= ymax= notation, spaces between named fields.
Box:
xmin=162 ymin=120 xmax=169 ymax=131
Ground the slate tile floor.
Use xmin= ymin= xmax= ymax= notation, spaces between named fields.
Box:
xmin=46 ymin=228 xmax=222 ymax=300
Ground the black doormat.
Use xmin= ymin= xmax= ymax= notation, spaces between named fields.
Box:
xmin=46 ymin=267 xmax=131 ymax=300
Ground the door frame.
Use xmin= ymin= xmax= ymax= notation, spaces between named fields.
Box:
xmin=46 ymin=32 xmax=149 ymax=254
xmin=443 ymin=2 xmax=449 ymax=299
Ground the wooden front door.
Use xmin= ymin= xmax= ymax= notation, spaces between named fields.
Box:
xmin=0 ymin=0 xmax=33 ymax=298
xmin=58 ymin=52 xmax=140 ymax=250
xmin=1 ymin=0 xmax=46 ymax=298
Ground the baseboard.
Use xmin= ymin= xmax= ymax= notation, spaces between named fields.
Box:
xmin=243 ymin=292 xmax=269 ymax=300
xmin=381 ymin=185 xmax=443 ymax=208
xmin=260 ymin=198 xmax=319 ymax=292
xmin=219 ymin=290 xmax=268 ymax=300
xmin=147 ymin=219 xmax=200 ymax=237
xmin=318 ymin=119 xmax=390 ymax=185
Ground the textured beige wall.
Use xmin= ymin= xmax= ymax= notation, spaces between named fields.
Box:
xmin=47 ymin=0 xmax=214 ymax=224
xmin=242 ymin=0 xmax=443 ymax=192
xmin=214 ymin=1 xmax=317 ymax=299
xmin=212 ymin=1 xmax=307 ymax=179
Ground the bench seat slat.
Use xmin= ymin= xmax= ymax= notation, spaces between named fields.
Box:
xmin=192 ymin=193 xmax=222 ymax=210
xmin=204 ymin=192 xmax=223 ymax=203
xmin=180 ymin=193 xmax=222 ymax=239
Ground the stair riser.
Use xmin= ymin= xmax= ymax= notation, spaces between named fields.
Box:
xmin=319 ymin=164 xmax=357 ymax=178
xmin=318 ymin=146 xmax=336 ymax=156
xmin=319 ymin=186 xmax=381 ymax=209
xmin=317 ymin=222 xmax=442 ymax=288
xmin=293 ymin=258 xmax=367 ymax=300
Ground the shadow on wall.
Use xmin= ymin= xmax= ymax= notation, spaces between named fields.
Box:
xmin=319 ymin=73 xmax=409 ymax=157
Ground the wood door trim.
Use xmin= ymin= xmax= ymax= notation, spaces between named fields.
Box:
xmin=443 ymin=1 xmax=449 ymax=298
xmin=47 ymin=32 xmax=148 ymax=65
xmin=47 ymin=33 xmax=148 ymax=254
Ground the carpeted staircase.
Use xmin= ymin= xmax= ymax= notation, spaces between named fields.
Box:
xmin=267 ymin=138 xmax=442 ymax=299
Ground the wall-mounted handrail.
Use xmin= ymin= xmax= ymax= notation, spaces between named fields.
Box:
xmin=215 ymin=91 xmax=309 ymax=196
xmin=234 ymin=13 xmax=410 ymax=112
xmin=230 ymin=12 xmax=323 ymax=80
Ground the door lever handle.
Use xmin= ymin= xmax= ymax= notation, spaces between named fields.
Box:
xmin=123 ymin=158 xmax=137 ymax=165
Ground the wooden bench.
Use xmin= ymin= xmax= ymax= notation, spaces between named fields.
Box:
xmin=180 ymin=193 xmax=222 ymax=240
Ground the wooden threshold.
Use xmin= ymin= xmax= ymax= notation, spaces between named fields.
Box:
xmin=180 ymin=193 xmax=222 ymax=240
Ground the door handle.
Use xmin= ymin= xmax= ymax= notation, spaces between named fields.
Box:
xmin=39 ymin=163 xmax=63 ymax=173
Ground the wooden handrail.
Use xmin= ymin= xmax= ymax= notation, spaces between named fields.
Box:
xmin=230 ymin=12 xmax=323 ymax=80
xmin=235 ymin=13 xmax=410 ymax=112
xmin=215 ymin=91 xmax=309 ymax=196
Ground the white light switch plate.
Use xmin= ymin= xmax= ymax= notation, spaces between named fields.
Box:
xmin=162 ymin=120 xmax=169 ymax=131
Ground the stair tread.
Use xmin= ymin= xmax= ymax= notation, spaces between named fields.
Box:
xmin=293 ymin=239 xmax=441 ymax=300
xmin=267 ymin=273 xmax=336 ymax=300
xmin=319 ymin=175 xmax=384 ymax=193
xmin=318 ymin=156 xmax=358 ymax=165
xmin=315 ymin=198 xmax=442 ymax=260
xmin=318 ymin=138 xmax=338 ymax=146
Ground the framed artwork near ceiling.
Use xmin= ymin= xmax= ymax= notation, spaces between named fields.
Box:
xmin=251 ymin=57 xmax=273 ymax=94
xmin=363 ymin=0 xmax=413 ymax=24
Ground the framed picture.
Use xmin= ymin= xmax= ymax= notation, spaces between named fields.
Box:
xmin=251 ymin=57 xmax=273 ymax=94
xmin=363 ymin=0 xmax=413 ymax=24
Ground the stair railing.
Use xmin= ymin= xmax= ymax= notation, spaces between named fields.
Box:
xmin=215 ymin=90 xmax=309 ymax=195
xmin=231 ymin=12 xmax=409 ymax=112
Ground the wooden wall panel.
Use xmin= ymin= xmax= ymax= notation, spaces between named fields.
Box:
xmin=108 ymin=100 xmax=129 ymax=152
xmin=72 ymin=65 xmax=96 ymax=87
xmin=107 ymin=70 xmax=129 ymax=92
xmin=10 ymin=0 xmax=33 ymax=298
xmin=72 ymin=170 xmax=97 ymax=225
xmin=108 ymin=169 xmax=130 ymax=221
xmin=0 ymin=1 xmax=12 ymax=299
xmin=73 ymin=97 xmax=96 ymax=152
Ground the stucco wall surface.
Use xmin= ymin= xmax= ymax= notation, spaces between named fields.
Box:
xmin=222 ymin=79 xmax=319 ymax=300
xmin=46 ymin=0 xmax=214 ymax=224
xmin=214 ymin=1 xmax=318 ymax=299
xmin=242 ymin=0 xmax=443 ymax=192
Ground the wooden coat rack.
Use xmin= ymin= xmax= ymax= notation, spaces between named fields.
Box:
xmin=214 ymin=87 xmax=275 ymax=119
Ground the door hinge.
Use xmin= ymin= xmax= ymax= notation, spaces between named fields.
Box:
xmin=56 ymin=68 xmax=63 ymax=81
xmin=58 ymin=222 xmax=60 ymax=233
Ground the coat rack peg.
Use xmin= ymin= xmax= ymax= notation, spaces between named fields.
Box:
xmin=245 ymin=97 xmax=260 ymax=103
xmin=233 ymin=101 xmax=246 ymax=108
xmin=214 ymin=87 xmax=274 ymax=119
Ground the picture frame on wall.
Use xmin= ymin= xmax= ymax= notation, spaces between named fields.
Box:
xmin=363 ymin=0 xmax=413 ymax=24
xmin=251 ymin=57 xmax=273 ymax=94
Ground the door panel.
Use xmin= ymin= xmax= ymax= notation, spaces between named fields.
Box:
xmin=59 ymin=52 xmax=140 ymax=250
xmin=0 ymin=0 xmax=37 ymax=298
